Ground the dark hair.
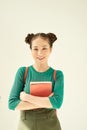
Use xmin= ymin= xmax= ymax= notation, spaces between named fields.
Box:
xmin=25 ymin=33 xmax=57 ymax=49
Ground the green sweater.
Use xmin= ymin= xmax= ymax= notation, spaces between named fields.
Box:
xmin=8 ymin=65 xmax=64 ymax=110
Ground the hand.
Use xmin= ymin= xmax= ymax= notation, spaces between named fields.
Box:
xmin=20 ymin=91 xmax=28 ymax=101
xmin=49 ymin=92 xmax=54 ymax=97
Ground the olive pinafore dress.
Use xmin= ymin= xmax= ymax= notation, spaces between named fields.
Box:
xmin=17 ymin=108 xmax=61 ymax=130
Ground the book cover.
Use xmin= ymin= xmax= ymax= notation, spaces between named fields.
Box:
xmin=30 ymin=81 xmax=52 ymax=97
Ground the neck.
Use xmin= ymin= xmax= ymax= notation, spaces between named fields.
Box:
xmin=33 ymin=63 xmax=49 ymax=72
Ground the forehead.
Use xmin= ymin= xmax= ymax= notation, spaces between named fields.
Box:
xmin=32 ymin=37 xmax=50 ymax=47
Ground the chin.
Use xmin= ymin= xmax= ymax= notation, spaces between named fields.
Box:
xmin=37 ymin=60 xmax=46 ymax=64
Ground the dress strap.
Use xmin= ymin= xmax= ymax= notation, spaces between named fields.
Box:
xmin=53 ymin=70 xmax=56 ymax=81
xmin=24 ymin=67 xmax=29 ymax=83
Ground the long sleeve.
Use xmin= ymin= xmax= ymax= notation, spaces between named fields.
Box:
xmin=8 ymin=67 xmax=26 ymax=110
xmin=49 ymin=70 xmax=64 ymax=109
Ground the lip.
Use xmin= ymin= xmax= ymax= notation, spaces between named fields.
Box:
xmin=37 ymin=57 xmax=45 ymax=60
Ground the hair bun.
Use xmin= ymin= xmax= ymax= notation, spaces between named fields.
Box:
xmin=47 ymin=33 xmax=57 ymax=43
xmin=25 ymin=33 xmax=34 ymax=44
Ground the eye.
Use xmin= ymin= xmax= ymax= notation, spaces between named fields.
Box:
xmin=43 ymin=48 xmax=47 ymax=50
xmin=33 ymin=48 xmax=38 ymax=51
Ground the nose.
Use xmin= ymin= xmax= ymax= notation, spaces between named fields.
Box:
xmin=38 ymin=50 xmax=43 ymax=56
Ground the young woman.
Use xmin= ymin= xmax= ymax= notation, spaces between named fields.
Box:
xmin=8 ymin=33 xmax=64 ymax=130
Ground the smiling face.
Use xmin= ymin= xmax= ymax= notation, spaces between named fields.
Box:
xmin=31 ymin=36 xmax=52 ymax=65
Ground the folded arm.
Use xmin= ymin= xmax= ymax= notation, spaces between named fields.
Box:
xmin=15 ymin=101 xmax=44 ymax=110
xmin=19 ymin=92 xmax=53 ymax=109
xmin=15 ymin=92 xmax=53 ymax=110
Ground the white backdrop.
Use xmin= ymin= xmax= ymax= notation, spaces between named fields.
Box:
xmin=0 ymin=0 xmax=87 ymax=130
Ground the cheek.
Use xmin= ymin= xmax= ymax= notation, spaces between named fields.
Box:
xmin=46 ymin=50 xmax=51 ymax=56
xmin=31 ymin=52 xmax=37 ymax=58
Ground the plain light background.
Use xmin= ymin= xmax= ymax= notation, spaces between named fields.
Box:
xmin=0 ymin=0 xmax=87 ymax=130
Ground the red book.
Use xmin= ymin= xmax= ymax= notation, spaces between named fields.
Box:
xmin=30 ymin=81 xmax=52 ymax=97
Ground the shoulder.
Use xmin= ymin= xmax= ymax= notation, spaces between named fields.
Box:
xmin=51 ymin=67 xmax=64 ymax=79
xmin=16 ymin=66 xmax=26 ymax=74
xmin=52 ymin=68 xmax=64 ymax=80
xmin=56 ymin=70 xmax=64 ymax=76
xmin=15 ymin=66 xmax=26 ymax=79
xmin=51 ymin=67 xmax=64 ymax=76
xmin=52 ymin=70 xmax=64 ymax=85
xmin=56 ymin=70 xmax=64 ymax=82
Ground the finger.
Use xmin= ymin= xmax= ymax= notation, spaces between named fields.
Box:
xmin=49 ymin=92 xmax=54 ymax=97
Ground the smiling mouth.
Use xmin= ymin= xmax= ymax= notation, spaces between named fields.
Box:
xmin=37 ymin=57 xmax=45 ymax=60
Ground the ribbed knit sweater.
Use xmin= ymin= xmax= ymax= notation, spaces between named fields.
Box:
xmin=8 ymin=65 xmax=64 ymax=110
